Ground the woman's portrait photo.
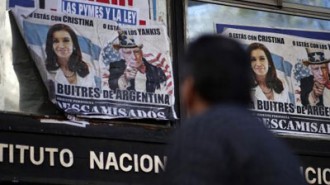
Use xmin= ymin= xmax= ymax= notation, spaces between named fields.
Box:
xmin=247 ymin=42 xmax=290 ymax=103
xmin=45 ymin=23 xmax=95 ymax=87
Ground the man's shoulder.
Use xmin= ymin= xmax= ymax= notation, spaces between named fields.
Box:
xmin=183 ymin=105 xmax=258 ymax=133
xmin=203 ymin=104 xmax=255 ymax=124
xmin=183 ymin=104 xmax=280 ymax=146
xmin=143 ymin=58 xmax=162 ymax=70
xmin=143 ymin=59 xmax=166 ymax=80
xmin=169 ymin=104 xmax=305 ymax=185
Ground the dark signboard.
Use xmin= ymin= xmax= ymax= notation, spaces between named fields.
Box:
xmin=300 ymin=156 xmax=330 ymax=185
xmin=0 ymin=131 xmax=167 ymax=184
xmin=0 ymin=112 xmax=169 ymax=185
xmin=1 ymin=114 xmax=330 ymax=185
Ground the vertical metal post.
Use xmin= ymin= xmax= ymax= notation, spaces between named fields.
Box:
xmin=39 ymin=0 xmax=45 ymax=9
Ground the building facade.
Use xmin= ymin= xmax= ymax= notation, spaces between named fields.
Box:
xmin=1 ymin=0 xmax=330 ymax=184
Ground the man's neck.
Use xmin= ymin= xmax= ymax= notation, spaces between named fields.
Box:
xmin=188 ymin=96 xmax=210 ymax=117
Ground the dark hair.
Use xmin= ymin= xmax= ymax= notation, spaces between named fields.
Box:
xmin=183 ymin=34 xmax=252 ymax=106
xmin=246 ymin=42 xmax=284 ymax=93
xmin=45 ymin=23 xmax=89 ymax=77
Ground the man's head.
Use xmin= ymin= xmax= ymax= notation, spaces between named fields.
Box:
xmin=181 ymin=35 xmax=252 ymax=116
xmin=113 ymin=30 xmax=144 ymax=68
xmin=309 ymin=63 xmax=329 ymax=84
xmin=302 ymin=48 xmax=330 ymax=85
xmin=120 ymin=47 xmax=144 ymax=68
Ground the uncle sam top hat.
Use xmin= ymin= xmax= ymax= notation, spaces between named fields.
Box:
xmin=303 ymin=47 xmax=330 ymax=66
xmin=113 ymin=30 xmax=143 ymax=50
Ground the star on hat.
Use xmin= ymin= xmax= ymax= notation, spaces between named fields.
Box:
xmin=303 ymin=47 xmax=330 ymax=66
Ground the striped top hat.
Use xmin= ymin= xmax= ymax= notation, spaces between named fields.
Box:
xmin=303 ymin=48 xmax=330 ymax=66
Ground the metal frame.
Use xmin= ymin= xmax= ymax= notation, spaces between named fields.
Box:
xmin=181 ymin=0 xmax=330 ymax=70
xmin=185 ymin=0 xmax=330 ymax=20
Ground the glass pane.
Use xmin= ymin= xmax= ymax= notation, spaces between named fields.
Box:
xmin=0 ymin=3 xmax=19 ymax=112
xmin=0 ymin=10 xmax=59 ymax=115
xmin=186 ymin=0 xmax=330 ymax=139
xmin=187 ymin=1 xmax=330 ymax=40
xmin=284 ymin=0 xmax=330 ymax=9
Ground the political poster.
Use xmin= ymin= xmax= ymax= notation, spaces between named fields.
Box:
xmin=11 ymin=6 xmax=177 ymax=123
xmin=217 ymin=24 xmax=330 ymax=139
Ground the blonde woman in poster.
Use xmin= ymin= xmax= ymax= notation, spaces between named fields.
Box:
xmin=247 ymin=42 xmax=290 ymax=103
xmin=45 ymin=24 xmax=95 ymax=87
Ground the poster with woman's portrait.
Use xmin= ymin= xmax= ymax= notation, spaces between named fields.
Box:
xmin=11 ymin=5 xmax=177 ymax=123
xmin=217 ymin=23 xmax=330 ymax=138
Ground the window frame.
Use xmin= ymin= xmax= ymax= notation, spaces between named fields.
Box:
xmin=182 ymin=0 xmax=330 ymax=140
xmin=185 ymin=0 xmax=330 ymax=21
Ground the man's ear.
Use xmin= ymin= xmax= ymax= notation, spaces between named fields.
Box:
xmin=181 ymin=76 xmax=195 ymax=117
xmin=181 ymin=76 xmax=210 ymax=117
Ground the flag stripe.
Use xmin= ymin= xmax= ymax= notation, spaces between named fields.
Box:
xmin=144 ymin=52 xmax=174 ymax=95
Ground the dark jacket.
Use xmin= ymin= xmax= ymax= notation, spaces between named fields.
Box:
xmin=108 ymin=58 xmax=166 ymax=92
xmin=162 ymin=104 xmax=306 ymax=185
xmin=300 ymin=76 xmax=324 ymax=106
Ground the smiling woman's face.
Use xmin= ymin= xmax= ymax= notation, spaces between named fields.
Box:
xmin=52 ymin=30 xmax=73 ymax=61
xmin=250 ymin=49 xmax=269 ymax=77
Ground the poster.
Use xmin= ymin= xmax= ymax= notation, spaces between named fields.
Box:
xmin=217 ymin=24 xmax=330 ymax=138
xmin=11 ymin=6 xmax=177 ymax=122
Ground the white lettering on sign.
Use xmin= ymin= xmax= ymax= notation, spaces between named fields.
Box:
xmin=0 ymin=143 xmax=74 ymax=168
xmin=90 ymin=151 xmax=167 ymax=173
xmin=0 ymin=142 xmax=167 ymax=174
xmin=60 ymin=149 xmax=75 ymax=167
xmin=302 ymin=166 xmax=330 ymax=185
